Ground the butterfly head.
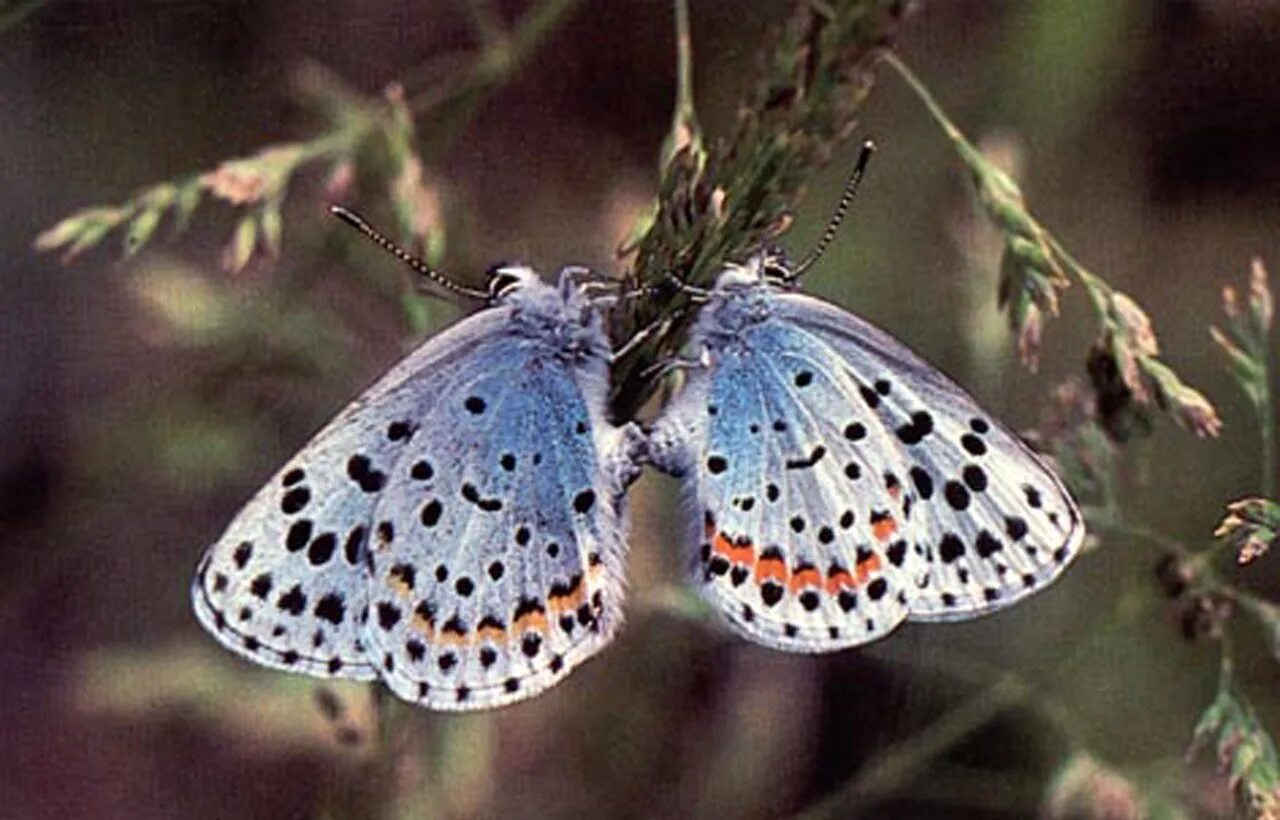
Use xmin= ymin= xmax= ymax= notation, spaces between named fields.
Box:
xmin=711 ymin=246 xmax=797 ymax=292
xmin=707 ymin=137 xmax=876 ymax=296
xmin=484 ymin=262 xmax=542 ymax=302
xmin=691 ymin=248 xmax=797 ymax=342
xmin=486 ymin=262 xmax=610 ymax=363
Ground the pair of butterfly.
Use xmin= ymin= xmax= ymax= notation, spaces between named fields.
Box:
xmin=192 ymin=146 xmax=1083 ymax=711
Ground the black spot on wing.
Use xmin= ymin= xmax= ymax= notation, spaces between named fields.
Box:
xmin=785 ymin=446 xmax=826 ymax=470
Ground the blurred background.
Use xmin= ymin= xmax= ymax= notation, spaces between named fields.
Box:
xmin=4 ymin=1 xmax=1280 ymax=817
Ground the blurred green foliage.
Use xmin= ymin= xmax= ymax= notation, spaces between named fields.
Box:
xmin=13 ymin=1 xmax=1280 ymax=818
xmin=1192 ymin=657 xmax=1280 ymax=817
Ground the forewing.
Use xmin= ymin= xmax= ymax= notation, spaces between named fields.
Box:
xmin=191 ymin=309 xmax=510 ymax=681
xmin=652 ymin=321 xmax=921 ymax=652
xmin=361 ymin=346 xmax=635 ymax=710
xmin=775 ymin=292 xmax=1084 ymax=621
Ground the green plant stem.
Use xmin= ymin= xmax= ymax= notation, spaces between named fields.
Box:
xmin=883 ymin=51 xmax=1118 ymax=320
xmin=1047 ymin=235 xmax=1112 ymax=318
xmin=880 ymin=50 xmax=967 ymax=147
xmin=0 ymin=0 xmax=43 ymax=32
xmin=1086 ymin=510 xmax=1182 ymax=554
xmin=1260 ymin=352 xmax=1276 ymax=498
xmin=405 ymin=0 xmax=582 ymax=114
xmin=1218 ymin=630 xmax=1234 ymax=687
xmin=662 ymin=0 xmax=702 ymax=167
xmin=896 ymin=764 xmax=1043 ymax=814
xmin=884 ymin=52 xmax=1112 ymax=307
xmin=460 ymin=0 xmax=506 ymax=47
xmin=797 ymin=675 xmax=1029 ymax=819
xmin=612 ymin=0 xmax=905 ymax=417
xmin=806 ymin=530 xmax=1173 ymax=819
xmin=673 ymin=0 xmax=694 ymax=118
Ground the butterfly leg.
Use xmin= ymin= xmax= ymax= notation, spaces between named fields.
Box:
xmin=609 ymin=307 xmax=687 ymax=364
xmin=646 ymin=420 xmax=690 ymax=477
xmin=647 ymin=373 xmax=709 ymax=477
xmin=557 ymin=265 xmax=624 ymax=297
xmin=638 ymin=344 xmax=710 ymax=382
xmin=589 ymin=279 xmax=659 ymax=309
xmin=662 ymin=271 xmax=711 ymax=301
xmin=601 ymin=422 xmax=648 ymax=494
xmin=612 ymin=346 xmax=709 ymax=414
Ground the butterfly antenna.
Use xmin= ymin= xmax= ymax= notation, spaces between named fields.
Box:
xmin=328 ymin=205 xmax=488 ymax=301
xmin=792 ymin=139 xmax=877 ymax=279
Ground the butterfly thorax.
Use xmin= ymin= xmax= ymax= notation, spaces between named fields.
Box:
xmin=695 ymin=276 xmax=783 ymax=352
xmin=501 ymin=272 xmax=611 ymax=366
xmin=696 ymin=248 xmax=802 ymax=342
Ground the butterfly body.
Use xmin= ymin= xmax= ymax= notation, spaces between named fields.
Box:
xmin=651 ymin=251 xmax=1084 ymax=652
xmin=193 ymin=267 xmax=645 ymax=710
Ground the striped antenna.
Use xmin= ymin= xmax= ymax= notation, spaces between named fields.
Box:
xmin=328 ymin=205 xmax=488 ymax=301
xmin=792 ymin=139 xmax=877 ymax=279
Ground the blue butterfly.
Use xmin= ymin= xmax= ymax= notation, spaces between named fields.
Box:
xmin=192 ymin=208 xmax=646 ymax=710
xmin=649 ymin=144 xmax=1084 ymax=651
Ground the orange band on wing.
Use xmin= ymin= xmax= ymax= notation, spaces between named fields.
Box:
xmin=872 ymin=516 xmax=897 ymax=541
xmin=788 ymin=566 xmax=822 ymax=593
xmin=754 ymin=555 xmax=787 ymax=583
xmin=438 ymin=630 xmax=467 ymax=646
xmin=410 ymin=619 xmax=435 ymax=639
xmin=855 ymin=553 xmax=882 ymax=584
xmin=713 ymin=531 xmax=756 ymax=565
xmin=548 ymin=579 xmax=586 ymax=613
xmin=825 ymin=569 xmax=855 ymax=594
xmin=514 ymin=610 xmax=548 ymax=634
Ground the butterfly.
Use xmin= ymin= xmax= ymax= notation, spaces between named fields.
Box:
xmin=192 ymin=207 xmax=646 ymax=710
xmin=649 ymin=143 xmax=1084 ymax=652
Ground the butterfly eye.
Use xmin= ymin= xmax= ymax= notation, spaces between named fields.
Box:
xmin=761 ymin=261 xmax=793 ymax=284
xmin=753 ymin=246 xmax=795 ymax=284
xmin=485 ymin=266 xmax=524 ymax=299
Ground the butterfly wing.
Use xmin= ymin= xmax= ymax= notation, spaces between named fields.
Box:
xmin=651 ymin=317 xmax=917 ymax=651
xmin=651 ymin=289 xmax=1082 ymax=651
xmin=361 ymin=341 xmax=643 ymax=710
xmin=773 ymin=292 xmax=1083 ymax=621
xmin=191 ymin=308 xmax=515 ymax=681
xmin=193 ymin=291 xmax=644 ymax=710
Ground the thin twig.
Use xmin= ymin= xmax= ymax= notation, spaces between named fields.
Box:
xmin=405 ymin=0 xmax=583 ymax=115
xmin=0 ymin=0 xmax=43 ymax=32
xmin=1259 ymin=345 xmax=1276 ymax=498
xmin=797 ymin=675 xmax=1029 ymax=819
xmin=882 ymin=51 xmax=1112 ymax=314
xmin=665 ymin=0 xmax=701 ymax=165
